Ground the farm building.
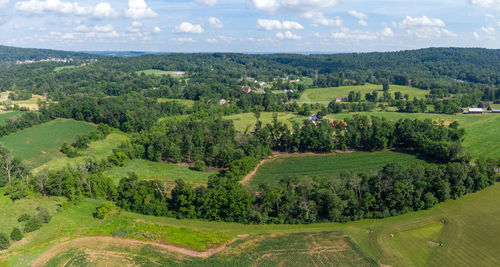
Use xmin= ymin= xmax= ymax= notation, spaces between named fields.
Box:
xmin=241 ymin=86 xmax=252 ymax=93
xmin=478 ymin=102 xmax=491 ymax=110
xmin=463 ymin=108 xmax=485 ymax=114
xmin=492 ymin=109 xmax=500 ymax=113
xmin=308 ymin=114 xmax=318 ymax=121
xmin=336 ymin=97 xmax=347 ymax=103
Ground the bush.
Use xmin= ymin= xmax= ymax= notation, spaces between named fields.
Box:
xmin=111 ymin=229 xmax=128 ymax=238
xmin=193 ymin=160 xmax=206 ymax=172
xmin=0 ymin=233 xmax=10 ymax=250
xmin=17 ymin=213 xmax=31 ymax=222
xmin=93 ymin=203 xmax=114 ymax=219
xmin=36 ymin=207 xmax=52 ymax=224
xmin=10 ymin=227 xmax=23 ymax=241
xmin=24 ymin=217 xmax=42 ymax=233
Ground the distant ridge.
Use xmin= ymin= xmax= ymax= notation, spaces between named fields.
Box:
xmin=0 ymin=45 xmax=97 ymax=63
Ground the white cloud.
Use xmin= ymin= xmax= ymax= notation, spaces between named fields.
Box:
xmin=94 ymin=24 xmax=115 ymax=33
xmin=15 ymin=0 xmax=92 ymax=15
xmin=349 ymin=10 xmax=368 ymax=26
xmin=276 ymin=31 xmax=302 ymax=40
xmin=399 ymin=16 xmax=456 ymax=38
xmin=153 ymin=26 xmax=161 ymax=33
xmin=331 ymin=28 xmax=377 ymax=40
xmin=173 ymin=22 xmax=205 ymax=34
xmin=301 ymin=12 xmax=342 ymax=26
xmin=467 ymin=0 xmax=500 ymax=7
xmin=132 ymin=21 xmax=143 ymax=27
xmin=257 ymin=19 xmax=303 ymax=30
xmin=473 ymin=26 xmax=496 ymax=40
xmin=380 ymin=26 xmax=394 ymax=37
xmin=125 ymin=0 xmax=158 ymax=19
xmin=194 ymin=0 xmax=217 ymax=6
xmin=208 ymin=17 xmax=223 ymax=28
xmin=74 ymin=24 xmax=89 ymax=32
xmin=0 ymin=0 xmax=9 ymax=8
xmin=252 ymin=0 xmax=338 ymax=13
xmin=205 ymin=38 xmax=218 ymax=43
xmin=172 ymin=37 xmax=195 ymax=44
xmin=93 ymin=2 xmax=117 ymax=18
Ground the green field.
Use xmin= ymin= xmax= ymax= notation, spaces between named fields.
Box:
xmin=137 ymin=69 xmax=186 ymax=77
xmin=3 ymin=181 xmax=498 ymax=266
xmin=224 ymin=112 xmax=306 ymax=132
xmin=54 ymin=65 xmax=79 ymax=72
xmin=248 ymin=151 xmax=431 ymax=190
xmin=299 ymin=83 xmax=429 ymax=104
xmin=0 ymin=119 xmax=95 ymax=168
xmin=325 ymin=111 xmax=500 ymax=159
xmin=103 ymin=159 xmax=217 ymax=185
xmin=0 ymin=111 xmax=24 ymax=125
xmin=157 ymin=98 xmax=195 ymax=107
xmin=32 ymin=132 xmax=128 ymax=173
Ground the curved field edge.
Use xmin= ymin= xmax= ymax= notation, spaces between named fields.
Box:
xmin=2 ymin=183 xmax=499 ymax=266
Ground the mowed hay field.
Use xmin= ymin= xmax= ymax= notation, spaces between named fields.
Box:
xmin=0 ymin=119 xmax=95 ymax=168
xmin=299 ymin=83 xmax=429 ymax=104
xmin=224 ymin=112 xmax=306 ymax=132
xmin=247 ymin=151 xmax=430 ymax=190
xmin=0 ymin=111 xmax=24 ymax=124
xmin=326 ymin=112 xmax=500 ymax=159
xmin=10 ymin=183 xmax=500 ymax=267
xmin=103 ymin=159 xmax=217 ymax=185
xmin=32 ymin=132 xmax=128 ymax=173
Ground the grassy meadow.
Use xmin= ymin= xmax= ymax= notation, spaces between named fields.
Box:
xmin=299 ymin=83 xmax=429 ymax=104
xmin=103 ymin=159 xmax=217 ymax=185
xmin=224 ymin=112 xmax=306 ymax=132
xmin=0 ymin=111 xmax=24 ymax=124
xmin=32 ymin=132 xmax=128 ymax=174
xmin=0 ymin=119 xmax=95 ymax=168
xmin=247 ymin=151 xmax=431 ymax=190
xmin=136 ymin=69 xmax=186 ymax=77
xmin=157 ymin=98 xmax=195 ymax=107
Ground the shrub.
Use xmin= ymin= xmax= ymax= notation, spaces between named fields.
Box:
xmin=24 ymin=217 xmax=43 ymax=233
xmin=10 ymin=227 xmax=23 ymax=241
xmin=17 ymin=213 xmax=31 ymax=222
xmin=36 ymin=207 xmax=52 ymax=224
xmin=193 ymin=160 xmax=206 ymax=172
xmin=0 ymin=233 xmax=10 ymax=250
xmin=93 ymin=203 xmax=114 ymax=219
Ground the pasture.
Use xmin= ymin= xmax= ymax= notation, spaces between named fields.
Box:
xmin=103 ymin=159 xmax=217 ymax=185
xmin=157 ymin=98 xmax=195 ymax=107
xmin=0 ymin=111 xmax=24 ymax=125
xmin=299 ymin=83 xmax=429 ymax=104
xmin=224 ymin=112 xmax=306 ymax=132
xmin=137 ymin=69 xmax=186 ymax=77
xmin=5 ymin=182 xmax=499 ymax=266
xmin=247 ymin=151 xmax=430 ymax=190
xmin=0 ymin=119 xmax=95 ymax=168
xmin=53 ymin=65 xmax=78 ymax=72
xmin=32 ymin=132 xmax=128 ymax=173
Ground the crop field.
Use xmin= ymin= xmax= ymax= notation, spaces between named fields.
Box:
xmin=4 ymin=182 xmax=498 ymax=266
xmin=325 ymin=111 xmax=500 ymax=159
xmin=32 ymin=132 xmax=128 ymax=174
xmin=0 ymin=111 xmax=24 ymax=124
xmin=103 ymin=159 xmax=217 ymax=185
xmin=247 ymin=151 xmax=431 ymax=190
xmin=0 ymin=119 xmax=95 ymax=168
xmin=299 ymin=83 xmax=429 ymax=104
xmin=137 ymin=69 xmax=186 ymax=77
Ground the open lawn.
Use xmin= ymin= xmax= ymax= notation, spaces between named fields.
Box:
xmin=32 ymin=132 xmax=128 ymax=174
xmin=103 ymin=159 xmax=217 ymax=185
xmin=137 ymin=69 xmax=186 ymax=77
xmin=325 ymin=111 xmax=500 ymax=159
xmin=0 ymin=111 xmax=24 ymax=125
xmin=157 ymin=98 xmax=195 ymax=107
xmin=247 ymin=151 xmax=431 ymax=190
xmin=224 ymin=112 xmax=306 ymax=132
xmin=3 ymin=181 xmax=499 ymax=266
xmin=299 ymin=83 xmax=429 ymax=104
xmin=0 ymin=119 xmax=95 ymax=168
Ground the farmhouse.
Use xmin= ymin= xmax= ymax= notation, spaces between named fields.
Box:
xmin=308 ymin=114 xmax=318 ymax=121
xmin=241 ymin=86 xmax=252 ymax=93
xmin=336 ymin=97 xmax=347 ymax=103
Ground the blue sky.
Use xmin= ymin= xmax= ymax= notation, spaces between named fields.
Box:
xmin=0 ymin=0 xmax=499 ymax=52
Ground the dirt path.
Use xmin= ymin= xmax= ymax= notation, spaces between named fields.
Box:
xmin=239 ymin=155 xmax=278 ymax=185
xmin=32 ymin=235 xmax=248 ymax=267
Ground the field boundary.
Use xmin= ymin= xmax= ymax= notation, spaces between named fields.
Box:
xmin=32 ymin=235 xmax=248 ymax=266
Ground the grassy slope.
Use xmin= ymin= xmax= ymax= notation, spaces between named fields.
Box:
xmin=0 ymin=111 xmax=24 ymax=125
xmin=0 ymin=119 xmax=95 ymax=168
xmin=248 ymin=151 xmax=430 ymax=190
xmin=224 ymin=112 xmax=306 ymax=132
xmin=136 ymin=69 xmax=186 ymax=77
xmin=5 ymin=183 xmax=500 ymax=266
xmin=103 ymin=159 xmax=217 ymax=185
xmin=157 ymin=98 xmax=195 ymax=107
xmin=299 ymin=83 xmax=429 ymax=104
xmin=32 ymin=132 xmax=128 ymax=174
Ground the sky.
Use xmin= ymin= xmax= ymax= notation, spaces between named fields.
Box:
xmin=0 ymin=0 xmax=499 ymax=52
